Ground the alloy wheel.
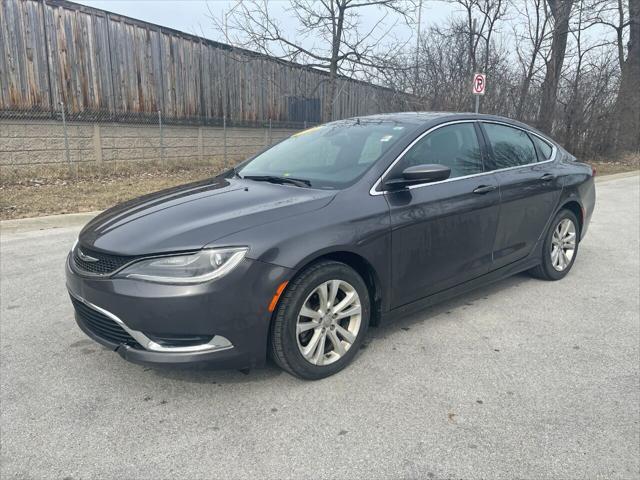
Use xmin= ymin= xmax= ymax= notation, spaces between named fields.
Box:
xmin=551 ymin=218 xmax=577 ymax=271
xmin=296 ymin=280 xmax=362 ymax=366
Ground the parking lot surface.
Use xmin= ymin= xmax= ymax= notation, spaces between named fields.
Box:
xmin=1 ymin=174 xmax=639 ymax=479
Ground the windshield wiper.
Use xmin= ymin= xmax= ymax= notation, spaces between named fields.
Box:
xmin=242 ymin=175 xmax=312 ymax=188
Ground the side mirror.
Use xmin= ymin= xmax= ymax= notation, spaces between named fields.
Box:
xmin=384 ymin=164 xmax=451 ymax=190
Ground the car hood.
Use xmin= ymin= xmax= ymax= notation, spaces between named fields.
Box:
xmin=79 ymin=177 xmax=335 ymax=255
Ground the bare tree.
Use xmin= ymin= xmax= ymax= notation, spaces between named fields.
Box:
xmin=212 ymin=0 xmax=636 ymax=156
xmin=449 ymin=0 xmax=507 ymax=109
xmin=513 ymin=0 xmax=552 ymax=120
xmin=587 ymin=0 xmax=630 ymax=70
xmin=582 ymin=0 xmax=638 ymax=152
xmin=561 ymin=0 xmax=615 ymax=151
xmin=221 ymin=0 xmax=415 ymax=122
xmin=613 ymin=0 xmax=640 ymax=151
xmin=538 ymin=0 xmax=575 ymax=133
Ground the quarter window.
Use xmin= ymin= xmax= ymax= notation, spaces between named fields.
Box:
xmin=483 ymin=123 xmax=538 ymax=169
xmin=393 ymin=123 xmax=483 ymax=180
xmin=530 ymin=134 xmax=553 ymax=160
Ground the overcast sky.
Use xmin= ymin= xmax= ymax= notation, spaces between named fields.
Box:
xmin=74 ymin=0 xmax=456 ymax=46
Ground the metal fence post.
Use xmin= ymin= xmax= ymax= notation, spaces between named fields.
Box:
xmin=223 ymin=115 xmax=227 ymax=169
xmin=158 ymin=110 xmax=165 ymax=166
xmin=198 ymin=125 xmax=204 ymax=165
xmin=60 ymin=102 xmax=73 ymax=176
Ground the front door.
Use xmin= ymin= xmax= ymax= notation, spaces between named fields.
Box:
xmin=383 ymin=121 xmax=500 ymax=309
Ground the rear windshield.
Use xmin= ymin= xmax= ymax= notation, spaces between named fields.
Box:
xmin=238 ymin=120 xmax=414 ymax=189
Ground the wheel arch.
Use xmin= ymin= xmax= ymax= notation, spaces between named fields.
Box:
xmin=277 ymin=249 xmax=385 ymax=327
xmin=558 ymin=199 xmax=584 ymax=236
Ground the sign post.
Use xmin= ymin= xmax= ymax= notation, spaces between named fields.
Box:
xmin=472 ymin=73 xmax=486 ymax=113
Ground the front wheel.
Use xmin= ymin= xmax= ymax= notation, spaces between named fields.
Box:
xmin=269 ymin=260 xmax=370 ymax=380
xmin=529 ymin=209 xmax=580 ymax=281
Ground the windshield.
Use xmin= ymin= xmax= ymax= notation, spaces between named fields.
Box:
xmin=238 ymin=120 xmax=413 ymax=189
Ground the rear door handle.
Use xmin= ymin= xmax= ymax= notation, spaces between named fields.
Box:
xmin=540 ymin=173 xmax=555 ymax=182
xmin=473 ymin=185 xmax=497 ymax=194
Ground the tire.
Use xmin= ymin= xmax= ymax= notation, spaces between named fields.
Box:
xmin=269 ymin=260 xmax=370 ymax=380
xmin=529 ymin=209 xmax=580 ymax=281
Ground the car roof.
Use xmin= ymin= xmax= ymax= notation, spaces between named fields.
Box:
xmin=342 ymin=111 xmax=546 ymax=135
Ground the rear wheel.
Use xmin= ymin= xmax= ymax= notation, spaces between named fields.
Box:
xmin=529 ymin=209 xmax=580 ymax=280
xmin=269 ymin=260 xmax=370 ymax=380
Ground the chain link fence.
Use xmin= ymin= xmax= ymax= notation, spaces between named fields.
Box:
xmin=0 ymin=105 xmax=315 ymax=183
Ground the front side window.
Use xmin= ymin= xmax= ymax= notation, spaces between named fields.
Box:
xmin=391 ymin=123 xmax=484 ymax=180
xmin=483 ymin=123 xmax=538 ymax=169
xmin=238 ymin=120 xmax=414 ymax=189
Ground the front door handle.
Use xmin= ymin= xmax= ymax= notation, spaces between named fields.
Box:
xmin=473 ymin=185 xmax=497 ymax=194
xmin=540 ymin=173 xmax=555 ymax=182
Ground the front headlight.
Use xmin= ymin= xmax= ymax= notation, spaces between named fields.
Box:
xmin=117 ymin=247 xmax=248 ymax=284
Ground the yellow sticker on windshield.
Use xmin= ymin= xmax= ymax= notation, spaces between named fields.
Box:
xmin=292 ymin=126 xmax=323 ymax=137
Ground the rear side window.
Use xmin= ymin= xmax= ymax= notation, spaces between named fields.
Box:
xmin=530 ymin=134 xmax=554 ymax=160
xmin=483 ymin=123 xmax=537 ymax=169
xmin=394 ymin=123 xmax=483 ymax=179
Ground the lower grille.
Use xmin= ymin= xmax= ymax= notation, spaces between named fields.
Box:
xmin=71 ymin=296 xmax=142 ymax=348
xmin=146 ymin=333 xmax=213 ymax=347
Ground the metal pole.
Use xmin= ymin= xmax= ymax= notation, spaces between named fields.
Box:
xmin=475 ymin=95 xmax=479 ymax=114
xmin=269 ymin=118 xmax=272 ymax=144
xmin=223 ymin=115 xmax=227 ymax=169
xmin=158 ymin=110 xmax=164 ymax=166
xmin=60 ymin=102 xmax=72 ymax=176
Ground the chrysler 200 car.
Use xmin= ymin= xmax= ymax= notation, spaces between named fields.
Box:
xmin=66 ymin=112 xmax=596 ymax=379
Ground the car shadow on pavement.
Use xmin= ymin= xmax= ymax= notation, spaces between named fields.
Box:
xmin=367 ymin=272 xmax=533 ymax=342
xmin=142 ymin=357 xmax=286 ymax=384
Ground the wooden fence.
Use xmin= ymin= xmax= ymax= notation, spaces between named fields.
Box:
xmin=0 ymin=0 xmax=419 ymax=125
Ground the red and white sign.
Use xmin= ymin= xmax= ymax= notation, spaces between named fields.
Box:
xmin=472 ymin=73 xmax=486 ymax=95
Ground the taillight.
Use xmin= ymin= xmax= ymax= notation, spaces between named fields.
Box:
xmin=591 ymin=166 xmax=597 ymax=177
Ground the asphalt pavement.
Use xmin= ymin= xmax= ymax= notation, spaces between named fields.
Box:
xmin=1 ymin=173 xmax=639 ymax=479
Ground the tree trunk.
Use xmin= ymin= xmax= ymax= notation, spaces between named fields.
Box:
xmin=324 ymin=2 xmax=346 ymax=123
xmin=538 ymin=0 xmax=573 ymax=134
xmin=516 ymin=63 xmax=536 ymax=120
xmin=614 ymin=0 xmax=640 ymax=152
xmin=325 ymin=70 xmax=338 ymax=123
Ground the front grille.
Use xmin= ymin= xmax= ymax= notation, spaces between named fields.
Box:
xmin=71 ymin=296 xmax=142 ymax=348
xmin=72 ymin=246 xmax=139 ymax=275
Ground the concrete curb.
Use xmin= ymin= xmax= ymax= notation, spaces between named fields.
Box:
xmin=0 ymin=211 xmax=100 ymax=234
xmin=1 ymin=170 xmax=637 ymax=234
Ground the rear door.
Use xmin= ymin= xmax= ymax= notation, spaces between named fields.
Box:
xmin=383 ymin=121 xmax=500 ymax=309
xmin=480 ymin=122 xmax=562 ymax=270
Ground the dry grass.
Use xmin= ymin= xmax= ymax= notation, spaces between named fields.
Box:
xmin=1 ymin=154 xmax=638 ymax=221
xmin=1 ymin=164 xmax=220 ymax=220
xmin=588 ymin=152 xmax=639 ymax=176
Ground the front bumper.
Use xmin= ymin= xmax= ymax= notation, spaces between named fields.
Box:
xmin=66 ymin=253 xmax=292 ymax=368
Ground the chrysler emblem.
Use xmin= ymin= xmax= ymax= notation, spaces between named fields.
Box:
xmin=77 ymin=249 xmax=99 ymax=262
